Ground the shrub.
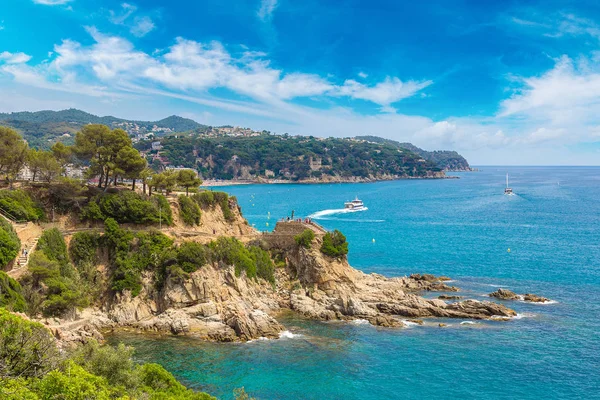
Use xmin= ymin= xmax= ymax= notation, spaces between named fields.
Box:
xmin=320 ymin=230 xmax=349 ymax=258
xmin=0 ymin=308 xmax=59 ymax=378
xmin=69 ymin=231 xmax=100 ymax=273
xmin=193 ymin=191 xmax=235 ymax=221
xmin=191 ymin=191 xmax=215 ymax=208
xmin=82 ymin=190 xmax=173 ymax=226
xmin=179 ymin=195 xmax=201 ymax=226
xmin=176 ymin=242 xmax=208 ymax=273
xmin=33 ymin=361 xmax=112 ymax=400
xmin=24 ymin=229 xmax=87 ymax=317
xmin=105 ymin=221 xmax=175 ymax=297
xmin=249 ymin=246 xmax=275 ymax=283
xmin=0 ymin=302 xmax=215 ymax=399
xmin=36 ymin=228 xmax=71 ymax=274
xmin=0 ymin=219 xmax=20 ymax=269
xmin=294 ymin=229 xmax=315 ymax=249
xmin=0 ymin=272 xmax=27 ymax=312
xmin=70 ymin=340 xmax=140 ymax=390
xmin=0 ymin=189 xmax=44 ymax=222
xmin=208 ymin=237 xmax=274 ymax=282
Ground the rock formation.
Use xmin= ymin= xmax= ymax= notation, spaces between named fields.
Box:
xmin=488 ymin=288 xmax=550 ymax=303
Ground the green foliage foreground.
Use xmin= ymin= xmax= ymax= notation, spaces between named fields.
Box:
xmin=0 ymin=308 xmax=216 ymax=399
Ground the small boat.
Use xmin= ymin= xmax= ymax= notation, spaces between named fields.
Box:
xmin=504 ymin=174 xmax=514 ymax=195
xmin=344 ymin=196 xmax=365 ymax=210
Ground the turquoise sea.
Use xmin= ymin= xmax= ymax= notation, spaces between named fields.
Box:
xmin=109 ymin=167 xmax=600 ymax=399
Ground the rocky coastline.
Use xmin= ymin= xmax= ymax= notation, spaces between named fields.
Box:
xmin=42 ymin=223 xmax=518 ymax=345
xmin=202 ymin=171 xmax=454 ymax=187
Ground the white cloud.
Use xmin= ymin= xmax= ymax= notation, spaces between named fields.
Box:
xmin=110 ymin=3 xmax=137 ymax=25
xmin=32 ymin=0 xmax=73 ymax=5
xmin=334 ymin=77 xmax=432 ymax=111
xmin=130 ymin=16 xmax=155 ymax=37
xmin=257 ymin=0 xmax=278 ymax=21
xmin=0 ymin=51 xmax=32 ymax=64
xmin=358 ymin=71 xmax=368 ymax=79
xmin=109 ymin=3 xmax=155 ymax=37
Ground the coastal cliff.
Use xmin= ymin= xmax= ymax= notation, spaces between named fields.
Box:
xmin=37 ymin=216 xmax=516 ymax=344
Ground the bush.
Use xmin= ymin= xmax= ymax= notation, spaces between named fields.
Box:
xmin=0 ymin=189 xmax=44 ymax=222
xmin=0 ymin=308 xmax=59 ymax=378
xmin=0 ymin=272 xmax=27 ymax=312
xmin=69 ymin=231 xmax=100 ymax=271
xmin=0 ymin=219 xmax=20 ymax=269
xmin=193 ymin=191 xmax=235 ymax=221
xmin=208 ymin=237 xmax=274 ymax=282
xmin=176 ymin=242 xmax=208 ymax=273
xmin=294 ymin=229 xmax=315 ymax=249
xmin=82 ymin=190 xmax=173 ymax=225
xmin=191 ymin=191 xmax=215 ymax=208
xmin=106 ymin=221 xmax=175 ymax=297
xmin=23 ymin=229 xmax=87 ymax=317
xmin=179 ymin=195 xmax=201 ymax=226
xmin=0 ymin=277 xmax=215 ymax=400
xmin=249 ymin=246 xmax=275 ymax=283
xmin=36 ymin=228 xmax=70 ymax=273
xmin=320 ymin=230 xmax=349 ymax=258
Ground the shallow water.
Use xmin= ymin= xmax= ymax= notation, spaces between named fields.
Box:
xmin=108 ymin=167 xmax=600 ymax=399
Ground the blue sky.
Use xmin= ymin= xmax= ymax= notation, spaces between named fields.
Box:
xmin=1 ymin=0 xmax=600 ymax=165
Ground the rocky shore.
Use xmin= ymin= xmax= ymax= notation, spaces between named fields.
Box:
xmin=202 ymin=171 xmax=452 ymax=187
xmin=44 ymin=234 xmax=517 ymax=345
xmin=489 ymin=288 xmax=550 ymax=303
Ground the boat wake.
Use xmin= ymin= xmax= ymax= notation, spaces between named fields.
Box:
xmin=309 ymin=207 xmax=369 ymax=219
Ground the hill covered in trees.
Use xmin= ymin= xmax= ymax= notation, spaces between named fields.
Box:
xmin=0 ymin=109 xmax=204 ymax=149
xmin=355 ymin=135 xmax=471 ymax=171
xmin=138 ymin=135 xmax=445 ymax=181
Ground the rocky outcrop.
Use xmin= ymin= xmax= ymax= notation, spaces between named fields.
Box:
xmin=489 ymin=289 xmax=521 ymax=301
xmin=283 ymin=245 xmax=516 ymax=326
xmin=48 ymin=228 xmax=523 ymax=345
xmin=489 ymin=289 xmax=550 ymax=303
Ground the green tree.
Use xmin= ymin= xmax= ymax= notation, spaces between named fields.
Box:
xmin=0 ymin=127 xmax=28 ymax=188
xmin=50 ymin=141 xmax=73 ymax=174
xmin=177 ymin=169 xmax=202 ymax=196
xmin=320 ymin=230 xmax=349 ymax=258
xmin=0 ymin=308 xmax=59 ymax=379
xmin=115 ymin=146 xmax=147 ymax=190
xmin=36 ymin=151 xmax=62 ymax=183
xmin=73 ymin=125 xmax=132 ymax=188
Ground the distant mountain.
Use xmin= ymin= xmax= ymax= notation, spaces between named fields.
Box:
xmin=355 ymin=135 xmax=471 ymax=171
xmin=0 ymin=109 xmax=205 ymax=149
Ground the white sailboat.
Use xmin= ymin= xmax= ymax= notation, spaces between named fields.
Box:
xmin=504 ymin=174 xmax=514 ymax=195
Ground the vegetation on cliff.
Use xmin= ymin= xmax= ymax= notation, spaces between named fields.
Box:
xmin=137 ymin=134 xmax=442 ymax=181
xmin=320 ymin=230 xmax=349 ymax=258
xmin=0 ymin=189 xmax=45 ymax=222
xmin=82 ymin=190 xmax=173 ymax=226
xmin=179 ymin=195 xmax=202 ymax=226
xmin=0 ymin=219 xmax=20 ymax=269
xmin=295 ymin=229 xmax=315 ymax=249
xmin=0 ymin=308 xmax=215 ymax=399
xmin=355 ymin=135 xmax=471 ymax=171
xmin=21 ymin=229 xmax=88 ymax=318
xmin=0 ymin=272 xmax=27 ymax=312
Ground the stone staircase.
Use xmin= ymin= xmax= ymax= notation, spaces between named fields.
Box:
xmin=15 ymin=236 xmax=40 ymax=269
